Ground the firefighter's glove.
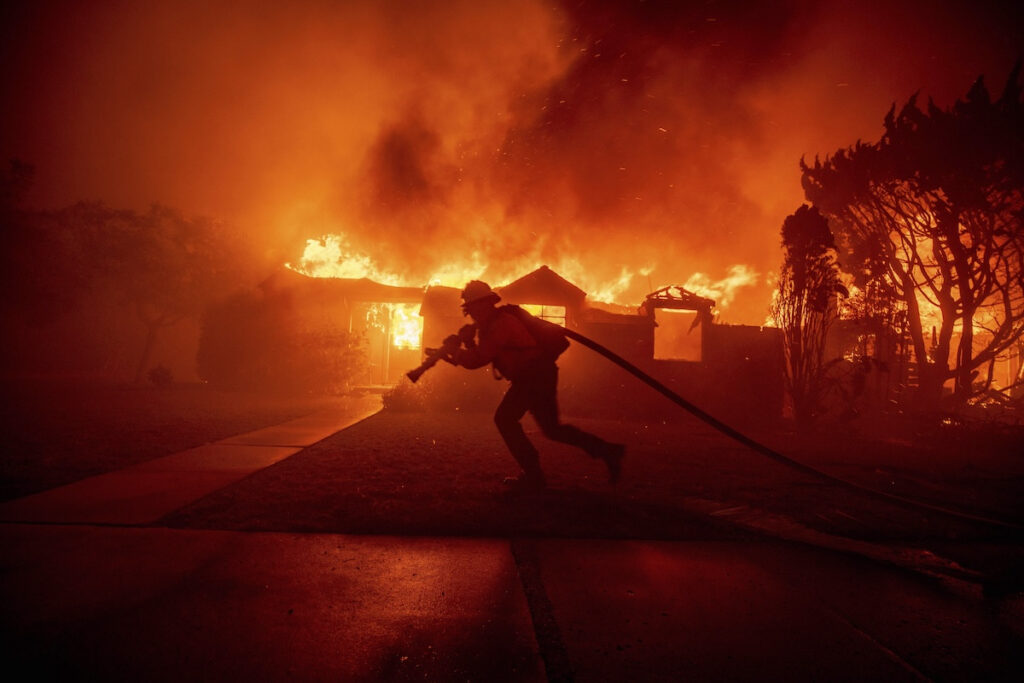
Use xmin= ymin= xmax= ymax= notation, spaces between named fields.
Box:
xmin=458 ymin=324 xmax=476 ymax=346
xmin=442 ymin=334 xmax=462 ymax=354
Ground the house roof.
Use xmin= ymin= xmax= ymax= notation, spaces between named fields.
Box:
xmin=260 ymin=267 xmax=424 ymax=303
xmin=580 ymin=306 xmax=655 ymax=326
xmin=496 ymin=265 xmax=587 ymax=307
xmin=641 ymin=285 xmax=714 ymax=312
xmin=421 ymin=285 xmax=462 ymax=317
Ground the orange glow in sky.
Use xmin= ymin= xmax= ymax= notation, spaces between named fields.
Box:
xmin=2 ymin=0 xmax=1020 ymax=323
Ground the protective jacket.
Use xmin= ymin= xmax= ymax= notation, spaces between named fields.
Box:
xmin=454 ymin=309 xmax=545 ymax=381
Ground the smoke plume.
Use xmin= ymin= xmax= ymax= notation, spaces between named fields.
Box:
xmin=2 ymin=0 xmax=1021 ymax=322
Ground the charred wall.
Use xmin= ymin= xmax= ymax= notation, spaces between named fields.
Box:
xmin=560 ymin=320 xmax=783 ymax=426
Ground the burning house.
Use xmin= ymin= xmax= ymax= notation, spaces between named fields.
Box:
xmin=420 ymin=265 xmax=585 ymax=346
xmin=567 ymin=280 xmax=783 ymax=423
xmin=197 ymin=268 xmax=424 ymax=392
xmin=257 ymin=268 xmax=425 ymax=386
xmin=418 ymin=266 xmax=784 ymax=423
xmin=210 ymin=264 xmax=782 ymax=421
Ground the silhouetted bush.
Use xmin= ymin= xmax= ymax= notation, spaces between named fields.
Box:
xmin=197 ymin=290 xmax=364 ymax=394
xmin=382 ymin=380 xmax=429 ymax=412
xmin=380 ymin=363 xmax=504 ymax=414
xmin=270 ymin=328 xmax=365 ymax=395
xmin=0 ymin=178 xmax=262 ymax=382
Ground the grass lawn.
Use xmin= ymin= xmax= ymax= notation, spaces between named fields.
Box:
xmin=0 ymin=378 xmax=357 ymax=501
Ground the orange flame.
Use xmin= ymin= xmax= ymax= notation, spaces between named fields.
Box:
xmin=289 ymin=232 xmax=758 ymax=316
xmin=288 ymin=234 xmax=405 ymax=285
xmin=288 ymin=234 xmax=487 ymax=288
xmin=391 ymin=303 xmax=422 ymax=349
xmin=682 ymin=265 xmax=758 ymax=313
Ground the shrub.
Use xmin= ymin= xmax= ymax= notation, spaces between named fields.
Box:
xmin=197 ymin=290 xmax=365 ymax=394
xmin=382 ymin=380 xmax=429 ymax=412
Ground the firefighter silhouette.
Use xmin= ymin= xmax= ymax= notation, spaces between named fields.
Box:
xmin=442 ymin=280 xmax=625 ymax=492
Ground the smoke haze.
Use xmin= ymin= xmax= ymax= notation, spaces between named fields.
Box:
xmin=2 ymin=0 xmax=1021 ymax=322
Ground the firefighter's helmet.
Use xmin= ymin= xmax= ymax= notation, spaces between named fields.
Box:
xmin=460 ymin=280 xmax=501 ymax=307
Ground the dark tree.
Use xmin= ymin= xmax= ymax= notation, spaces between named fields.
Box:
xmin=52 ymin=203 xmax=245 ymax=383
xmin=801 ymin=65 xmax=1024 ymax=409
xmin=769 ymin=205 xmax=846 ymax=426
xmin=1 ymin=189 xmax=257 ymax=381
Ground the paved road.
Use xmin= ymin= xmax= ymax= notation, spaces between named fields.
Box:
xmin=1 ymin=397 xmax=1021 ymax=681
xmin=2 ymin=524 xmax=1022 ymax=681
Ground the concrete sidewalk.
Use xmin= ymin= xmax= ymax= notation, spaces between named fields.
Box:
xmin=2 ymin=524 xmax=1021 ymax=681
xmin=0 ymin=394 xmax=381 ymax=525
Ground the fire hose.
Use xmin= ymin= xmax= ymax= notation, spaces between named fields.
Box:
xmin=408 ymin=326 xmax=1023 ymax=533
xmin=405 ymin=345 xmax=456 ymax=384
